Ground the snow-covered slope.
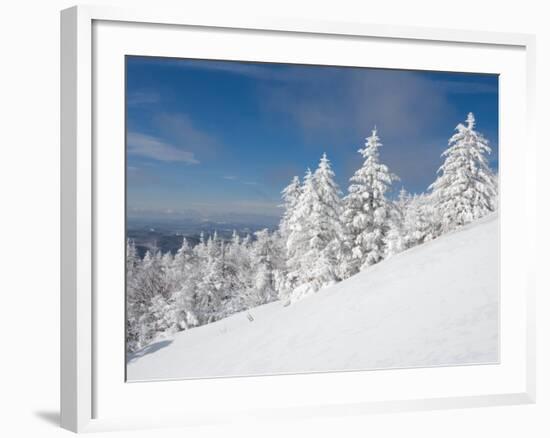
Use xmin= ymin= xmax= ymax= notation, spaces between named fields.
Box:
xmin=127 ymin=214 xmax=499 ymax=381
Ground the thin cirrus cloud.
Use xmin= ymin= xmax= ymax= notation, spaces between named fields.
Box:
xmin=127 ymin=112 xmax=223 ymax=164
xmin=152 ymin=113 xmax=222 ymax=160
xmin=127 ymin=132 xmax=199 ymax=164
xmin=222 ymin=175 xmax=257 ymax=185
xmin=218 ymin=175 xmax=271 ymax=202
xmin=156 ymin=58 xmax=495 ymax=150
xmin=170 ymin=60 xmax=467 ymax=145
xmin=261 ymin=69 xmax=453 ymax=145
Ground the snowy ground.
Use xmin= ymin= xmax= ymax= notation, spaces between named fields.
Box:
xmin=127 ymin=213 xmax=499 ymax=381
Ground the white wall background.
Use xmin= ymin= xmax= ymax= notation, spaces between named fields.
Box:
xmin=0 ymin=1 xmax=547 ymax=437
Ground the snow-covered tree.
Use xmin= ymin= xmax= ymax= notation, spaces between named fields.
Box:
xmin=283 ymin=168 xmax=317 ymax=300
xmin=310 ymin=153 xmax=345 ymax=286
xmin=276 ymin=177 xmax=302 ymax=301
xmin=385 ymin=208 xmax=405 ymax=259
xmin=396 ymin=187 xmax=411 ymax=212
xmin=148 ymin=294 xmax=179 ymax=338
xmin=384 ymin=188 xmax=411 ymax=258
xmin=126 ymin=244 xmax=174 ymax=352
xmin=126 ymin=239 xmax=141 ymax=352
xmin=279 ymin=176 xmax=302 ymax=239
xmin=343 ymin=128 xmax=399 ymax=273
xmin=126 ymin=239 xmax=139 ymax=278
xmin=490 ymin=171 xmax=499 ymax=211
xmin=136 ymin=247 xmax=170 ymax=301
xmin=401 ymin=193 xmax=440 ymax=250
xmin=283 ymin=154 xmax=346 ymax=302
xmin=246 ymin=229 xmax=278 ymax=307
xmin=219 ymin=231 xmax=250 ymax=314
xmin=429 ymin=112 xmax=497 ymax=232
xmin=170 ymin=238 xmax=200 ymax=330
xmin=195 ymin=233 xmax=224 ymax=324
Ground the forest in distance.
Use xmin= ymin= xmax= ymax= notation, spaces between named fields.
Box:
xmin=126 ymin=112 xmax=498 ymax=355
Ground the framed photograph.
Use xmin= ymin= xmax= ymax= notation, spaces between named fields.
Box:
xmin=61 ymin=5 xmax=536 ymax=432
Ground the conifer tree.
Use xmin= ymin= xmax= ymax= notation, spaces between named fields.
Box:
xmin=247 ymin=229 xmax=278 ymax=306
xmin=429 ymin=112 xmax=497 ymax=232
xmin=284 ymin=168 xmax=317 ymax=299
xmin=195 ymin=233 xmax=224 ymax=324
xmin=126 ymin=238 xmax=138 ymax=278
xmin=310 ymin=153 xmax=345 ymax=286
xmin=343 ymin=128 xmax=399 ymax=272
xmin=284 ymin=154 xmax=346 ymax=302
xmin=170 ymin=238 xmax=200 ymax=330
xmin=402 ymin=193 xmax=440 ymax=249
xmin=279 ymin=176 xmax=302 ymax=239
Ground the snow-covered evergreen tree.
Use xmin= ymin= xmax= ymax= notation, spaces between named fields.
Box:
xmin=148 ymin=294 xmax=179 ymax=338
xmin=283 ymin=168 xmax=315 ymax=296
xmin=279 ymin=176 xmax=302 ymax=239
xmin=126 ymin=239 xmax=141 ymax=352
xmin=140 ymin=248 xmax=171 ymax=300
xmin=310 ymin=153 xmax=345 ymax=286
xmin=195 ymin=233 xmax=224 ymax=324
xmin=126 ymin=239 xmax=138 ymax=278
xmin=490 ymin=171 xmax=499 ymax=211
xmin=396 ymin=187 xmax=411 ymax=212
xmin=385 ymin=207 xmax=405 ymax=259
xmin=401 ymin=193 xmax=440 ymax=250
xmin=170 ymin=238 xmax=200 ymax=330
xmin=246 ymin=229 xmax=278 ymax=307
xmin=126 ymin=245 xmax=174 ymax=352
xmin=283 ymin=154 xmax=346 ymax=302
xmin=276 ymin=176 xmax=302 ymax=301
xmin=429 ymin=112 xmax=497 ymax=232
xmin=219 ymin=231 xmax=251 ymax=315
xmin=343 ymin=128 xmax=399 ymax=272
xmin=384 ymin=188 xmax=411 ymax=258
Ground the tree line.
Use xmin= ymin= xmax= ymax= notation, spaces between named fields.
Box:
xmin=126 ymin=112 xmax=498 ymax=353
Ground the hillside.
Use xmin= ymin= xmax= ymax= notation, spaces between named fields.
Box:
xmin=127 ymin=213 xmax=499 ymax=381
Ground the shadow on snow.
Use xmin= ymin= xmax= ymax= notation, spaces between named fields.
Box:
xmin=127 ymin=340 xmax=173 ymax=363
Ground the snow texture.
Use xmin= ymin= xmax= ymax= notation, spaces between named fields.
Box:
xmin=127 ymin=213 xmax=499 ymax=381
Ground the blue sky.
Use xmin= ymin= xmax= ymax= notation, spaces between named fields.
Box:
xmin=126 ymin=56 xmax=498 ymax=223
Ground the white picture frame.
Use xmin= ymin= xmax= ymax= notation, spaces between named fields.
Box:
xmin=60 ymin=4 xmax=536 ymax=433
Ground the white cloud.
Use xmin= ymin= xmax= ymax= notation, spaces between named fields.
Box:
xmin=262 ymin=69 xmax=454 ymax=144
xmin=153 ymin=113 xmax=222 ymax=160
xmin=127 ymin=132 xmax=199 ymax=164
xmin=221 ymin=175 xmax=257 ymax=186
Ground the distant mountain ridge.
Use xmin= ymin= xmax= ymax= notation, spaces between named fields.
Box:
xmin=127 ymin=217 xmax=279 ymax=257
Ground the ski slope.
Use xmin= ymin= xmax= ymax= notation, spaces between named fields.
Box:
xmin=127 ymin=213 xmax=499 ymax=381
